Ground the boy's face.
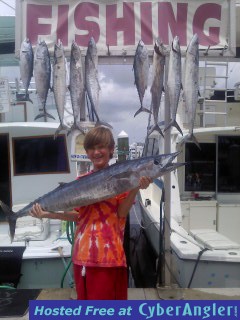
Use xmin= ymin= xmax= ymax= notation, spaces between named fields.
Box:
xmin=86 ymin=144 xmax=114 ymax=171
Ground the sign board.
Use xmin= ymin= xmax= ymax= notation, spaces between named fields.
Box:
xmin=0 ymin=78 xmax=10 ymax=113
xmin=70 ymin=122 xmax=95 ymax=161
xmin=15 ymin=0 xmax=236 ymax=57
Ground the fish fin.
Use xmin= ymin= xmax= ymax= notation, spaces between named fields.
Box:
xmin=164 ymin=119 xmax=183 ymax=136
xmin=178 ymin=133 xmax=201 ymax=149
xmin=148 ymin=124 xmax=164 ymax=138
xmin=54 ymin=124 xmax=69 ymax=139
xmin=95 ymin=120 xmax=113 ymax=129
xmin=34 ymin=112 xmax=55 ymax=121
xmin=28 ymin=97 xmax=33 ymax=104
xmin=198 ymin=90 xmax=201 ymax=97
xmin=134 ymin=107 xmax=152 ymax=117
xmin=191 ymin=134 xmax=201 ymax=150
xmin=68 ymin=122 xmax=85 ymax=135
xmin=0 ymin=200 xmax=16 ymax=242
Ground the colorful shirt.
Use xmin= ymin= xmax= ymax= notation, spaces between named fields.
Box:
xmin=72 ymin=173 xmax=128 ymax=267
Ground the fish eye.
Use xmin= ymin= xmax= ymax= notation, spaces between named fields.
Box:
xmin=154 ymin=159 xmax=159 ymax=165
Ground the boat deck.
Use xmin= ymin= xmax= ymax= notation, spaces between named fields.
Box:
xmin=6 ymin=287 xmax=240 ymax=320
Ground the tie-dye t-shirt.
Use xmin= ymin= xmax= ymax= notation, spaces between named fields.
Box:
xmin=72 ymin=173 xmax=128 ymax=267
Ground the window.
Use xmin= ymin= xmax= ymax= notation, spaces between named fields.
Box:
xmin=13 ymin=135 xmax=69 ymax=175
xmin=218 ymin=136 xmax=240 ymax=192
xmin=185 ymin=143 xmax=216 ymax=192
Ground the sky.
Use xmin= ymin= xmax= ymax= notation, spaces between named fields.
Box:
xmin=0 ymin=0 xmax=240 ymax=144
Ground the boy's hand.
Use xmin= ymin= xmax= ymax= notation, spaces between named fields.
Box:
xmin=139 ymin=176 xmax=152 ymax=189
xmin=29 ymin=203 xmax=47 ymax=219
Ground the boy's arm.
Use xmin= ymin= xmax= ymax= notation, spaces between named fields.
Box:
xmin=29 ymin=203 xmax=78 ymax=222
xmin=117 ymin=176 xmax=152 ymax=218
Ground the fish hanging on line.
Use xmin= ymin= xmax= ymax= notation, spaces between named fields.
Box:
xmin=148 ymin=38 xmax=168 ymax=137
xmin=179 ymin=34 xmax=201 ymax=149
xmin=34 ymin=40 xmax=54 ymax=120
xmin=68 ymin=41 xmax=85 ymax=134
xmin=85 ymin=37 xmax=112 ymax=129
xmin=133 ymin=40 xmax=151 ymax=117
xmin=19 ymin=38 xmax=34 ymax=103
xmin=164 ymin=36 xmax=183 ymax=135
xmin=53 ymin=40 xmax=69 ymax=139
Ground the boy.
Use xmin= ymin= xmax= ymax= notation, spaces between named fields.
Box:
xmin=30 ymin=127 xmax=151 ymax=299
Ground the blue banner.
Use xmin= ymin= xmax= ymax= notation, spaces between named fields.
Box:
xmin=29 ymin=300 xmax=239 ymax=319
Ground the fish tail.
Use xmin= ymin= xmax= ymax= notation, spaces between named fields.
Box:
xmin=164 ymin=120 xmax=183 ymax=136
xmin=148 ymin=124 xmax=164 ymax=138
xmin=191 ymin=134 xmax=201 ymax=150
xmin=178 ymin=133 xmax=201 ymax=150
xmin=34 ymin=112 xmax=55 ymax=121
xmin=67 ymin=122 xmax=85 ymax=136
xmin=27 ymin=96 xmax=33 ymax=104
xmin=95 ymin=120 xmax=113 ymax=129
xmin=0 ymin=200 xmax=16 ymax=242
xmin=134 ymin=107 xmax=151 ymax=117
xmin=54 ymin=123 xmax=69 ymax=139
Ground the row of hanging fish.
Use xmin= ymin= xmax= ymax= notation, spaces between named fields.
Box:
xmin=133 ymin=34 xmax=200 ymax=148
xmin=19 ymin=37 xmax=112 ymax=138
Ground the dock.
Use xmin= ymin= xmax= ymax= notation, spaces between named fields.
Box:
xmin=4 ymin=287 xmax=240 ymax=320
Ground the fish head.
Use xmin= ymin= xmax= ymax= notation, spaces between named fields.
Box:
xmin=154 ymin=151 xmax=181 ymax=165
xmin=172 ymin=36 xmax=180 ymax=53
xmin=163 ymin=162 xmax=185 ymax=173
xmin=187 ymin=34 xmax=199 ymax=57
xmin=21 ymin=39 xmax=32 ymax=53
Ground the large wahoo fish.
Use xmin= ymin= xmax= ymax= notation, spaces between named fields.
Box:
xmin=0 ymin=152 xmax=183 ymax=242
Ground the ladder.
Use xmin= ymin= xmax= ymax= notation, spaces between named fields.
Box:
xmin=200 ymin=60 xmax=229 ymax=127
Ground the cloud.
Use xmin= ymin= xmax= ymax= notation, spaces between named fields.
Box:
xmin=98 ymin=65 xmax=152 ymax=143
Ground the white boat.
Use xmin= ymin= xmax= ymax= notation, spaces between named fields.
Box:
xmin=0 ymin=122 xmax=78 ymax=289
xmin=139 ymin=81 xmax=240 ymax=288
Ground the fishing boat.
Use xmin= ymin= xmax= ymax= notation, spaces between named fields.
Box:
xmin=139 ymin=76 xmax=240 ymax=288
xmin=0 ymin=120 xmax=80 ymax=289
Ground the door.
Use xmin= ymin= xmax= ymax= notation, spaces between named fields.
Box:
xmin=0 ymin=134 xmax=11 ymax=220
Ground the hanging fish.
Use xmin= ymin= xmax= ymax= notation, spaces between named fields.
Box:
xmin=34 ymin=40 xmax=54 ymax=120
xmin=19 ymin=38 xmax=33 ymax=103
xmin=148 ymin=39 xmax=168 ymax=137
xmin=133 ymin=40 xmax=151 ymax=117
xmin=180 ymin=34 xmax=200 ymax=149
xmin=53 ymin=40 xmax=68 ymax=138
xmin=165 ymin=36 xmax=183 ymax=135
xmin=69 ymin=41 xmax=85 ymax=134
xmin=85 ymin=37 xmax=112 ymax=128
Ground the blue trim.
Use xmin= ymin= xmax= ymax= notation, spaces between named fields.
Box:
xmin=154 ymin=178 xmax=164 ymax=189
